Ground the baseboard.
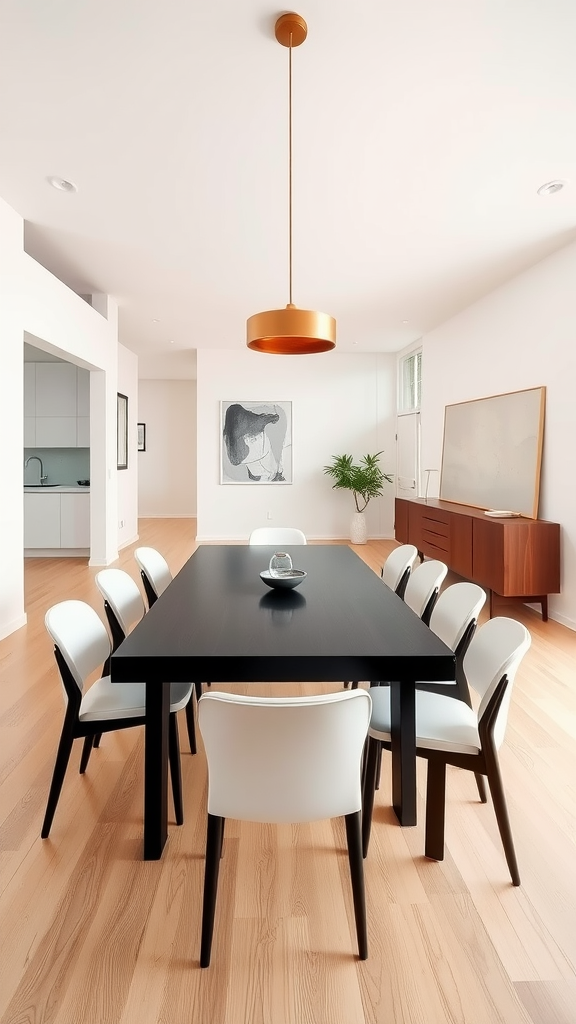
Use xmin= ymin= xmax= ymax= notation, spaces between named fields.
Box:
xmin=0 ymin=611 xmax=27 ymax=641
xmin=24 ymin=548 xmax=89 ymax=558
xmin=138 ymin=514 xmax=196 ymax=519
xmin=547 ymin=609 xmax=576 ymax=632
xmin=119 ymin=532 xmax=139 ymax=551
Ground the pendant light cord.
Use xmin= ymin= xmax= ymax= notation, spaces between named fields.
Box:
xmin=288 ymin=33 xmax=293 ymax=306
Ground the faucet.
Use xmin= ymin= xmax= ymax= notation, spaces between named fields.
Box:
xmin=24 ymin=455 xmax=47 ymax=485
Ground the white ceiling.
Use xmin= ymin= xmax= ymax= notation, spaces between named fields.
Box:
xmin=2 ymin=1 xmax=575 ymax=379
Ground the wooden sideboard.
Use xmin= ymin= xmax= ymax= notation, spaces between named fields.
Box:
xmin=395 ymin=497 xmax=560 ymax=619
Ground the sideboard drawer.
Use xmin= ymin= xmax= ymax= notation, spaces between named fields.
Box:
xmin=421 ymin=528 xmax=449 ymax=555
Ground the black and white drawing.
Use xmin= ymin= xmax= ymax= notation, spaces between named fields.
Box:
xmin=221 ymin=401 xmax=292 ymax=484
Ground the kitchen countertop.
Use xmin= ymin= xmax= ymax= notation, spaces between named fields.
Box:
xmin=24 ymin=486 xmax=90 ymax=493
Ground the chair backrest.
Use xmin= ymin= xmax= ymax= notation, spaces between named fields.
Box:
xmin=45 ymin=600 xmax=110 ymax=694
xmin=463 ymin=617 xmax=531 ymax=748
xmin=95 ymin=568 xmax=146 ymax=639
xmin=403 ymin=559 xmax=448 ymax=622
xmin=429 ymin=582 xmax=486 ymax=653
xmin=198 ymin=690 xmax=371 ymax=823
xmin=134 ymin=546 xmax=172 ymax=604
xmin=249 ymin=527 xmax=307 ymax=546
xmin=381 ymin=544 xmax=418 ymax=595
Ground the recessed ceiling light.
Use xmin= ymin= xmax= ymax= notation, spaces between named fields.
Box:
xmin=151 ymin=318 xmax=160 ymax=323
xmin=537 ymin=180 xmax=567 ymax=196
xmin=47 ymin=176 xmax=77 ymax=192
xmin=402 ymin=319 xmax=409 ymax=324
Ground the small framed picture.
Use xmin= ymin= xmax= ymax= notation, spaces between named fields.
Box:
xmin=137 ymin=423 xmax=146 ymax=452
xmin=117 ymin=393 xmax=128 ymax=470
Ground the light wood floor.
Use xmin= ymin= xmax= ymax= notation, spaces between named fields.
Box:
xmin=1 ymin=520 xmax=575 ymax=1024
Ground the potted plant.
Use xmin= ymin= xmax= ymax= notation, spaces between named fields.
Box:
xmin=323 ymin=451 xmax=393 ymax=544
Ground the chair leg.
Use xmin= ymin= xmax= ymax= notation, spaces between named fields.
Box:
xmin=194 ymin=681 xmax=203 ymax=702
xmin=375 ymin=742 xmax=383 ymax=790
xmin=184 ymin=699 xmax=197 ymax=755
xmin=79 ymin=735 xmax=94 ymax=774
xmin=93 ymin=733 xmax=102 ymax=749
xmin=200 ymin=814 xmax=225 ymax=968
xmin=168 ymin=713 xmax=184 ymax=826
xmin=475 ymin=772 xmax=488 ymax=803
xmin=41 ymin=720 xmax=76 ymax=838
xmin=361 ymin=736 xmax=380 ymax=857
xmin=424 ymin=759 xmax=447 ymax=861
xmin=345 ymin=811 xmax=368 ymax=959
xmin=485 ymin=754 xmax=521 ymax=886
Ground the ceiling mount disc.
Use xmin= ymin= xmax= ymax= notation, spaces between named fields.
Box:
xmin=275 ymin=13 xmax=307 ymax=47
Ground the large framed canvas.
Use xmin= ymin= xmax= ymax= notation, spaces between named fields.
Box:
xmin=221 ymin=401 xmax=292 ymax=484
xmin=439 ymin=386 xmax=545 ymax=518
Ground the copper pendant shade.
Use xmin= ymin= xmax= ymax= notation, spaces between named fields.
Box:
xmin=246 ymin=13 xmax=336 ymax=355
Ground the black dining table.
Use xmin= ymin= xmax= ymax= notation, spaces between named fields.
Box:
xmin=111 ymin=544 xmax=455 ymax=859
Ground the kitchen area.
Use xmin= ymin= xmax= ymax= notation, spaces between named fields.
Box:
xmin=24 ymin=343 xmax=90 ymax=556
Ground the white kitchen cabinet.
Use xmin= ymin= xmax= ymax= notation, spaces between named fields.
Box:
xmin=24 ymin=364 xmax=36 ymax=445
xmin=25 ymin=363 xmax=90 ymax=447
xmin=24 ymin=364 xmax=36 ymax=415
xmin=35 ymin=416 xmax=77 ymax=447
xmin=60 ymin=493 xmax=90 ymax=547
xmin=77 ymin=368 xmax=90 ymax=414
xmin=76 ymin=368 xmax=90 ymax=446
xmin=77 ymin=417 xmax=90 ymax=446
xmin=35 ymin=363 xmax=78 ymax=417
xmin=24 ymin=491 xmax=90 ymax=551
xmin=24 ymin=493 xmax=61 ymax=548
xmin=24 ymin=417 xmax=36 ymax=446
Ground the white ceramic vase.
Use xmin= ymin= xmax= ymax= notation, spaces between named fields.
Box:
xmin=350 ymin=511 xmax=368 ymax=545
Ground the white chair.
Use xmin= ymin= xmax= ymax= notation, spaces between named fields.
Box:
xmin=197 ymin=689 xmax=372 ymax=966
xmin=42 ymin=600 xmax=191 ymax=838
xmin=348 ymin=556 xmax=447 ymax=692
xmin=403 ymin=558 xmax=448 ymax=625
xmin=248 ymin=527 xmax=307 ymax=546
xmin=362 ymin=617 xmax=531 ymax=884
xmin=134 ymin=546 xmax=173 ymax=608
xmin=344 ymin=543 xmax=419 ymax=691
xmin=381 ymin=543 xmax=418 ymax=598
xmin=133 ymin=549 xmax=212 ymax=698
xmin=424 ymin=581 xmax=487 ymax=697
xmin=95 ymin=568 xmax=199 ymax=752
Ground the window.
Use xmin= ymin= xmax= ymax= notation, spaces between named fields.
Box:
xmin=400 ymin=350 xmax=422 ymax=412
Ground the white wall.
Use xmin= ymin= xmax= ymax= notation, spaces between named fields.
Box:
xmin=138 ymin=380 xmax=197 ymax=517
xmin=117 ymin=343 xmax=139 ymax=547
xmin=196 ymin=349 xmax=396 ymax=541
xmin=0 ymin=196 xmax=126 ymax=640
xmin=420 ymin=239 xmax=576 ymax=629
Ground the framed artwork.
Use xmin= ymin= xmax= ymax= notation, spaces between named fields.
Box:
xmin=117 ymin=393 xmax=128 ymax=469
xmin=137 ymin=422 xmax=146 ymax=452
xmin=221 ymin=401 xmax=292 ymax=484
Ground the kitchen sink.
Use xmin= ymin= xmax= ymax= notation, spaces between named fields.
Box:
xmin=24 ymin=483 xmax=61 ymax=488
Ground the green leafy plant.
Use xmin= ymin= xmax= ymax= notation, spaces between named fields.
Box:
xmin=323 ymin=452 xmax=393 ymax=513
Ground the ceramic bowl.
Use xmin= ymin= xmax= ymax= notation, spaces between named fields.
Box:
xmin=259 ymin=569 xmax=307 ymax=591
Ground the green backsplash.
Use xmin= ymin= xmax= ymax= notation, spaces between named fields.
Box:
xmin=24 ymin=448 xmax=90 ymax=486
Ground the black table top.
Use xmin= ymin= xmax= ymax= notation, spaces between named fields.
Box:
xmin=111 ymin=545 xmax=455 ymax=684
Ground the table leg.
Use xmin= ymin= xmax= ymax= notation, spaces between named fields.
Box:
xmin=390 ymin=681 xmax=417 ymax=826
xmin=143 ymin=680 xmax=170 ymax=859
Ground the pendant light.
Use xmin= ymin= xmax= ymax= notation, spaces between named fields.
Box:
xmin=247 ymin=13 xmax=336 ymax=355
